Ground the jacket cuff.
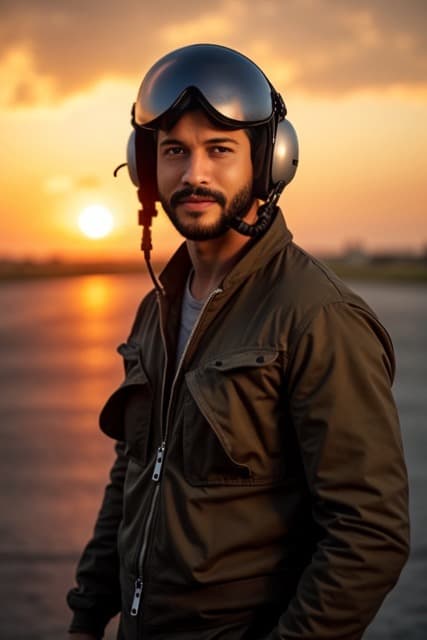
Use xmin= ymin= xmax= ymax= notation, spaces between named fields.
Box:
xmin=68 ymin=609 xmax=107 ymax=639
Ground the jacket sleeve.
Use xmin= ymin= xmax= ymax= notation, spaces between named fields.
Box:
xmin=67 ymin=441 xmax=128 ymax=638
xmin=269 ymin=301 xmax=410 ymax=640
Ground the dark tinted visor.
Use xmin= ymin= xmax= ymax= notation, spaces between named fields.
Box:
xmin=134 ymin=44 xmax=277 ymax=128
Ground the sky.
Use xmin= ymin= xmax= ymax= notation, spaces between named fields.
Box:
xmin=1 ymin=0 xmax=426 ymax=261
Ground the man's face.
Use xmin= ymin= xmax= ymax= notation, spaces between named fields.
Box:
xmin=156 ymin=110 xmax=256 ymax=241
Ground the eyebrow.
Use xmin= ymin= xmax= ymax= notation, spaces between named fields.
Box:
xmin=159 ymin=136 xmax=240 ymax=147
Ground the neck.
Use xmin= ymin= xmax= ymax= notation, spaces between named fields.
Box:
xmin=187 ymin=202 xmax=258 ymax=300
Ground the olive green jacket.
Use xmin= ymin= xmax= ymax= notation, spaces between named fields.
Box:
xmin=68 ymin=211 xmax=409 ymax=639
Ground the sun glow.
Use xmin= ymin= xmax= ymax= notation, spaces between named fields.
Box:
xmin=78 ymin=205 xmax=114 ymax=239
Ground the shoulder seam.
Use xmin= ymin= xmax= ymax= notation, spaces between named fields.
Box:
xmin=291 ymin=242 xmax=346 ymax=298
xmin=287 ymin=299 xmax=380 ymax=366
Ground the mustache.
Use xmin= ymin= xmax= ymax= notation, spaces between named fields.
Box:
xmin=170 ymin=187 xmax=226 ymax=208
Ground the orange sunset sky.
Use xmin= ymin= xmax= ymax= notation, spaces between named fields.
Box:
xmin=1 ymin=0 xmax=426 ymax=262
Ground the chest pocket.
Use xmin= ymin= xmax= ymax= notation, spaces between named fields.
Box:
xmin=183 ymin=349 xmax=286 ymax=486
xmin=99 ymin=341 xmax=153 ymax=467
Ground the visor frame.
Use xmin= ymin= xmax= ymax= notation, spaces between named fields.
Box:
xmin=133 ymin=44 xmax=285 ymax=130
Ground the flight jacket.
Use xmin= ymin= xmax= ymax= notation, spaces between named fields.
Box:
xmin=68 ymin=211 xmax=409 ymax=639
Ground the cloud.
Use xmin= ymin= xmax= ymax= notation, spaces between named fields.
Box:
xmin=44 ymin=175 xmax=73 ymax=195
xmin=75 ymin=175 xmax=102 ymax=189
xmin=0 ymin=0 xmax=426 ymax=106
xmin=44 ymin=174 xmax=101 ymax=194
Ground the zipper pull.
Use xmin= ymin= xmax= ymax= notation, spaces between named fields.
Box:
xmin=152 ymin=442 xmax=166 ymax=481
xmin=130 ymin=577 xmax=143 ymax=616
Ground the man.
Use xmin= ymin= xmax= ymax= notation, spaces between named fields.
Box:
xmin=67 ymin=44 xmax=409 ymax=640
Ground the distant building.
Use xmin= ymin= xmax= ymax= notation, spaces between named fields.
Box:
xmin=341 ymin=243 xmax=371 ymax=265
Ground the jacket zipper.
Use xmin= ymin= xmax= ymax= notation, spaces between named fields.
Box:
xmin=164 ymin=287 xmax=222 ymax=433
xmin=130 ymin=287 xmax=222 ymax=619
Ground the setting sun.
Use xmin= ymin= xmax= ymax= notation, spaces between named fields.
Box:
xmin=78 ymin=205 xmax=114 ymax=239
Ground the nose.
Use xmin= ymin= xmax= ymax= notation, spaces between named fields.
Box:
xmin=181 ymin=150 xmax=209 ymax=187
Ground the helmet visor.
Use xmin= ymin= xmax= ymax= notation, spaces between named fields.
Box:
xmin=134 ymin=44 xmax=278 ymax=128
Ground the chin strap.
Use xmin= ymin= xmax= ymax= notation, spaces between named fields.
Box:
xmin=137 ymin=189 xmax=163 ymax=294
xmin=228 ymin=181 xmax=285 ymax=238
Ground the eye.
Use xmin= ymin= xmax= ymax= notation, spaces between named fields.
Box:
xmin=163 ymin=146 xmax=185 ymax=156
xmin=211 ymin=145 xmax=233 ymax=155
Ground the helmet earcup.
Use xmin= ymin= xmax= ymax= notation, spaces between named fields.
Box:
xmin=250 ymin=118 xmax=298 ymax=201
xmin=126 ymin=130 xmax=140 ymax=187
xmin=271 ymin=119 xmax=299 ymax=187
xmin=126 ymin=127 xmax=158 ymax=200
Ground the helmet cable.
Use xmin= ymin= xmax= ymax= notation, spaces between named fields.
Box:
xmin=137 ymin=189 xmax=164 ymax=294
xmin=114 ymin=164 xmax=164 ymax=294
xmin=228 ymin=180 xmax=285 ymax=238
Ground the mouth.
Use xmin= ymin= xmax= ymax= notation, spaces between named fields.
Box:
xmin=178 ymin=195 xmax=217 ymax=210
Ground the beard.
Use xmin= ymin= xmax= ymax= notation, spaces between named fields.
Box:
xmin=159 ymin=184 xmax=255 ymax=241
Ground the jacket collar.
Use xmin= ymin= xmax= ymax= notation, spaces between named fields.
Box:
xmin=159 ymin=209 xmax=293 ymax=296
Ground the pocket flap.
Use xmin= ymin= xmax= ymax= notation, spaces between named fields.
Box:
xmin=117 ymin=341 xmax=140 ymax=361
xmin=99 ymin=369 xmax=150 ymax=441
xmin=99 ymin=342 xmax=153 ymax=464
xmin=99 ymin=384 xmax=140 ymax=440
xmin=117 ymin=341 xmax=149 ymax=385
xmin=205 ymin=349 xmax=278 ymax=371
xmin=183 ymin=348 xmax=284 ymax=485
